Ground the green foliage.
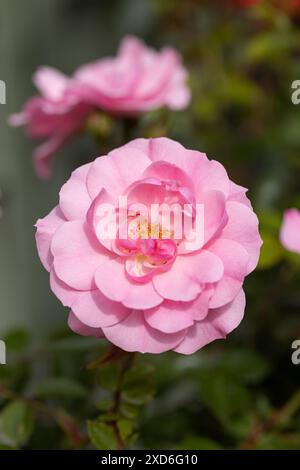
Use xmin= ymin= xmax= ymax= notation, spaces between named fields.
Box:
xmin=1 ymin=0 xmax=300 ymax=451
xmin=88 ymin=356 xmax=153 ymax=449
xmin=33 ymin=378 xmax=87 ymax=399
xmin=87 ymin=421 xmax=118 ymax=450
xmin=0 ymin=401 xmax=34 ymax=448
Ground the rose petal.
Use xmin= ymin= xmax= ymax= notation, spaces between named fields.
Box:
xmin=86 ymin=147 xmax=152 ymax=200
xmin=144 ymin=300 xmax=194 ymax=333
xmin=50 ymin=269 xmax=80 ymax=307
xmin=228 ymin=181 xmax=252 ymax=208
xmin=95 ymin=258 xmax=163 ymax=309
xmin=35 ymin=206 xmax=66 ymax=271
xmin=280 ymin=208 xmax=300 ymax=254
xmin=153 ymin=250 xmax=224 ymax=302
xmin=220 ymin=201 xmax=262 ymax=274
xmin=33 ymin=67 xmax=69 ymax=100
xmin=59 ymin=163 xmax=92 ymax=220
xmin=51 ymin=220 xmax=107 ymax=290
xmin=207 ymin=239 xmax=249 ymax=308
xmin=72 ymin=289 xmax=130 ymax=328
xmin=102 ymin=310 xmax=186 ymax=353
xmin=174 ymin=289 xmax=246 ymax=354
xmin=68 ymin=311 xmax=104 ymax=338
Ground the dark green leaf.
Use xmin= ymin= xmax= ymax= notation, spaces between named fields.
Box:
xmin=0 ymin=401 xmax=34 ymax=448
xmin=87 ymin=420 xmax=117 ymax=450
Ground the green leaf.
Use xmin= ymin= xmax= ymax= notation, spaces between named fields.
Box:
xmin=97 ymin=363 xmax=120 ymax=391
xmin=96 ymin=396 xmax=114 ymax=412
xmin=199 ymin=373 xmax=250 ymax=429
xmin=220 ymin=350 xmax=271 ymax=384
xmin=87 ymin=420 xmax=117 ymax=450
xmin=118 ymin=420 xmax=137 ymax=447
xmin=120 ymin=402 xmax=140 ymax=420
xmin=118 ymin=419 xmax=134 ymax=441
xmin=245 ymin=32 xmax=298 ymax=63
xmin=0 ymin=401 xmax=34 ymax=448
xmin=255 ymin=432 xmax=300 ymax=450
xmin=33 ymin=378 xmax=87 ymax=399
xmin=122 ymin=365 xmax=155 ymax=405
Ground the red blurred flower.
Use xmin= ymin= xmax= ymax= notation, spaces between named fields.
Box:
xmin=280 ymin=0 xmax=300 ymax=14
xmin=230 ymin=0 xmax=261 ymax=7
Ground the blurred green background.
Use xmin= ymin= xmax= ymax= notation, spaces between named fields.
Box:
xmin=0 ymin=0 xmax=300 ymax=450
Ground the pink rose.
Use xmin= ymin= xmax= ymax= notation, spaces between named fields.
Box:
xmin=10 ymin=67 xmax=92 ymax=180
xmin=35 ymin=138 xmax=262 ymax=354
xmin=280 ymin=209 xmax=300 ymax=254
xmin=10 ymin=37 xmax=190 ymax=180
xmin=74 ymin=36 xmax=190 ymax=114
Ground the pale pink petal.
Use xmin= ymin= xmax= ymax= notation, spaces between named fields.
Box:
xmin=207 ymin=239 xmax=249 ymax=308
xmin=228 ymin=181 xmax=252 ymax=208
xmin=138 ymin=140 xmax=228 ymax=201
xmin=202 ymin=190 xmax=227 ymax=244
xmin=165 ymin=69 xmax=191 ymax=109
xmin=142 ymin=160 xmax=194 ymax=191
xmin=9 ymin=112 xmax=27 ymax=127
xmin=50 ymin=269 xmax=80 ymax=307
xmin=144 ymin=300 xmax=194 ymax=333
xmin=33 ymin=67 xmax=69 ymax=100
xmin=194 ymin=159 xmax=230 ymax=199
xmin=95 ymin=258 xmax=163 ymax=309
xmin=209 ymin=288 xmax=246 ymax=334
xmin=178 ymin=190 xmax=227 ymax=255
xmin=123 ymin=138 xmax=207 ymax=175
xmin=174 ymin=289 xmax=246 ymax=354
xmin=147 ymin=138 xmax=207 ymax=175
xmin=50 ymin=269 xmax=129 ymax=328
xmin=133 ymin=48 xmax=179 ymax=98
xmin=86 ymin=189 xmax=117 ymax=252
xmin=118 ymin=35 xmax=146 ymax=59
xmin=220 ymin=201 xmax=262 ymax=274
xmin=102 ymin=310 xmax=186 ymax=353
xmin=68 ymin=312 xmax=104 ymax=338
xmin=59 ymin=163 xmax=92 ymax=220
xmin=74 ymin=37 xmax=190 ymax=114
xmin=35 ymin=206 xmax=66 ymax=271
xmin=190 ymin=288 xmax=214 ymax=320
xmin=146 ymin=289 xmax=213 ymax=332
xmin=72 ymin=289 xmax=130 ymax=328
xmin=51 ymin=220 xmax=107 ymax=290
xmin=280 ymin=209 xmax=300 ymax=255
xmin=166 ymin=85 xmax=191 ymax=110
xmin=86 ymin=147 xmax=151 ymax=199
xmin=153 ymin=250 xmax=224 ymax=302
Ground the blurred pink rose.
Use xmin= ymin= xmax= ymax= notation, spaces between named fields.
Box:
xmin=35 ymin=138 xmax=262 ymax=354
xmin=74 ymin=36 xmax=190 ymax=114
xmin=10 ymin=67 xmax=92 ymax=179
xmin=10 ymin=37 xmax=190 ymax=179
xmin=280 ymin=209 xmax=300 ymax=254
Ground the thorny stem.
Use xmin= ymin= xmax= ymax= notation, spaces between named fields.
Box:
xmin=87 ymin=345 xmax=136 ymax=450
xmin=111 ymin=352 xmax=136 ymax=450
